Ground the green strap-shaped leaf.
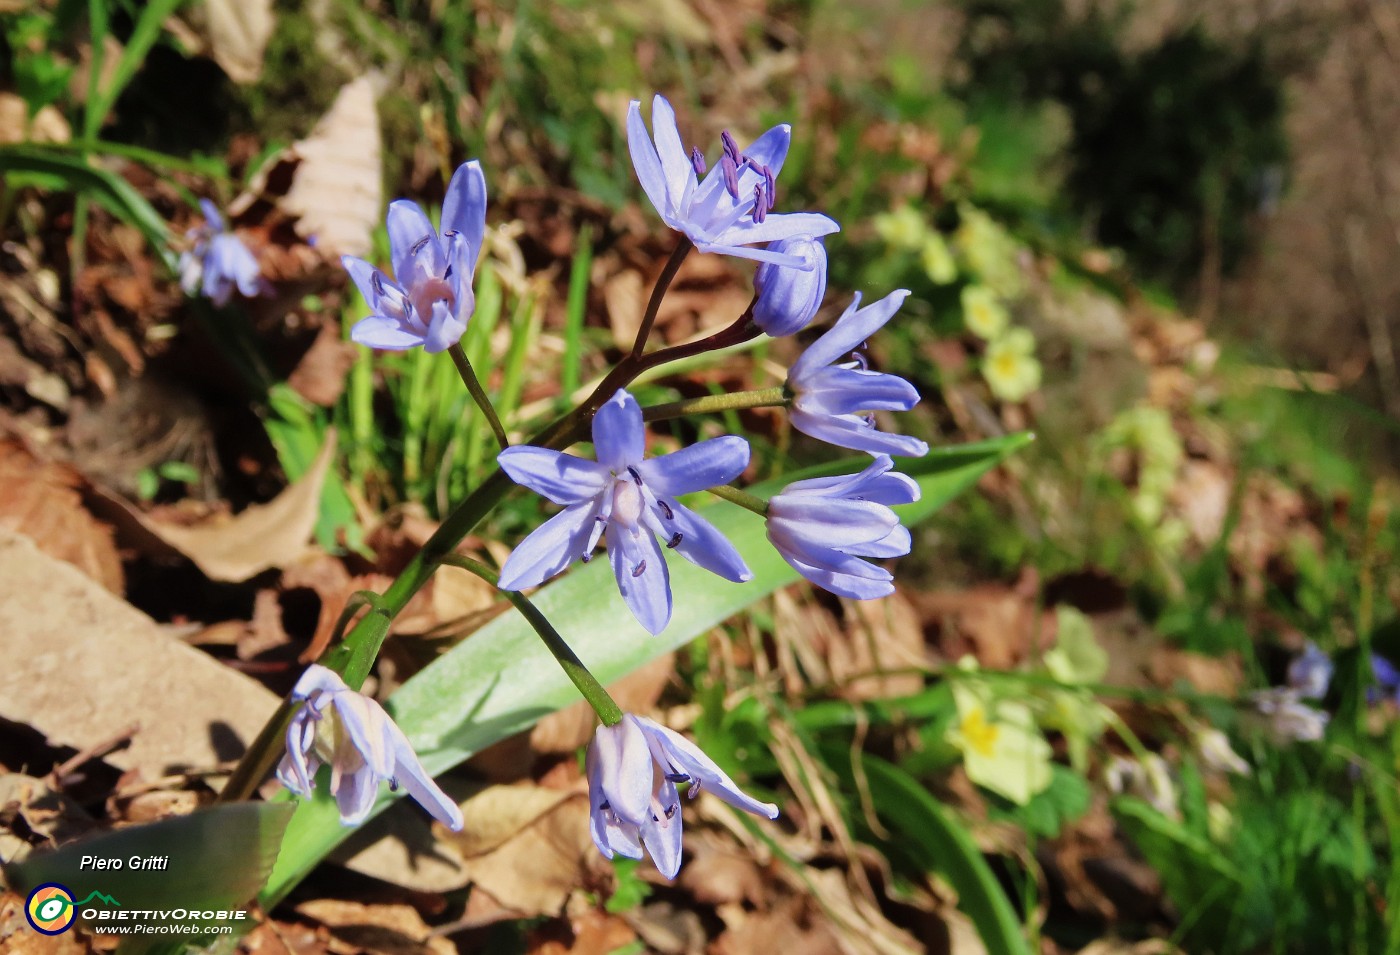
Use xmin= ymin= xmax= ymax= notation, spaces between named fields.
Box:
xmin=261 ymin=433 xmax=1032 ymax=906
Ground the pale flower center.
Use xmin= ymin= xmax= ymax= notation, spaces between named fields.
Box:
xmin=611 ymin=479 xmax=645 ymax=528
xmin=409 ymin=276 xmax=455 ymax=323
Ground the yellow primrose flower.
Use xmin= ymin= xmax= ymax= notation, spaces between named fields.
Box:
xmin=873 ymin=206 xmax=929 ymax=250
xmin=983 ymin=327 xmax=1042 ymax=402
xmin=947 ymin=681 xmax=1053 ymax=805
xmin=961 ymin=284 xmax=1009 ymax=339
xmin=954 ymin=206 xmax=1024 ymax=297
xmin=920 ymin=233 xmax=958 ymax=284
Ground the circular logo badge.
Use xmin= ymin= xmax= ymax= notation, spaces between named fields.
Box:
xmin=25 ymin=883 xmax=77 ymax=935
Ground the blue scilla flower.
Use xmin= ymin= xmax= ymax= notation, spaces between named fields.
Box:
xmin=767 ymin=454 xmax=920 ymax=599
xmin=341 ymin=160 xmax=487 ymax=353
xmin=753 ymin=235 xmax=827 ymax=337
xmin=179 ymin=200 xmax=266 ymax=306
xmin=278 ymin=665 xmax=463 ymax=830
xmin=587 ymin=714 xmax=778 ymax=879
xmin=627 ymin=94 xmax=838 ymax=266
xmin=787 ymin=290 xmax=930 ymax=457
xmin=496 ymin=389 xmax=752 ymax=634
xmin=1370 ymin=654 xmax=1400 ymax=706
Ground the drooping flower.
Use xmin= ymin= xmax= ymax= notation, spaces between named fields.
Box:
xmin=586 ymin=714 xmax=778 ymax=879
xmin=277 ymin=664 xmax=463 ymax=830
xmin=341 ymin=160 xmax=487 ymax=353
xmin=982 ymin=327 xmax=1042 ymax=403
xmin=626 ymin=94 xmax=838 ymax=266
xmin=179 ymin=199 xmax=266 ymax=306
xmin=787 ymin=290 xmax=929 ymax=457
xmin=766 ymin=454 xmax=919 ymax=599
xmin=1249 ymin=687 xmax=1329 ymax=744
xmin=1286 ymin=641 xmax=1332 ymax=700
xmin=496 ymin=389 xmax=752 ymax=634
xmin=752 ymin=235 xmax=827 ymax=337
xmin=961 ymin=284 xmax=1009 ymax=340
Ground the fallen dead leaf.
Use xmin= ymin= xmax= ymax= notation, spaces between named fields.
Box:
xmin=532 ymin=908 xmax=638 ymax=955
xmin=0 ymin=439 xmax=123 ymax=594
xmin=294 ymin=899 xmax=455 ymax=955
xmin=115 ymin=430 xmax=336 ymax=582
xmin=0 ymin=773 xmax=98 ymax=865
xmin=454 ymin=792 xmax=595 ymax=917
xmin=289 ymin=323 xmax=359 ymax=407
xmin=282 ymin=77 xmax=384 ymax=257
xmin=199 ymin=0 xmax=275 ymax=84
xmin=0 ymin=527 xmax=280 ymax=780
xmin=677 ymin=831 xmax=767 ymax=907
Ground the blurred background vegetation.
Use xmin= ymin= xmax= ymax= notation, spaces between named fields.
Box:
xmin=3 ymin=0 xmax=1400 ymax=952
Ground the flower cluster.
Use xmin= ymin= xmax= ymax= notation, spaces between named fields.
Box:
xmin=291 ymin=92 xmax=938 ymax=879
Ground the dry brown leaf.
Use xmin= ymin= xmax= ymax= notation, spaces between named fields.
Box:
xmin=0 ymin=528 xmax=280 ymax=780
xmin=454 ymin=793 xmax=594 ymax=917
xmin=295 ymin=899 xmax=455 ymax=955
xmin=282 ymin=77 xmax=384 ymax=257
xmin=0 ymin=440 xmax=123 ymax=594
xmin=200 ymin=0 xmax=275 ymax=84
xmin=533 ymin=908 xmax=638 ymax=955
xmin=450 ymin=782 xmax=581 ymax=858
xmin=288 ymin=323 xmax=359 ymax=407
xmin=712 ymin=896 xmax=845 ymax=955
xmin=531 ymin=652 xmax=676 ymax=753
xmin=677 ymin=832 xmax=767 ymax=907
xmin=121 ymin=430 xmax=336 ymax=582
xmin=834 ymin=595 xmax=926 ymax=701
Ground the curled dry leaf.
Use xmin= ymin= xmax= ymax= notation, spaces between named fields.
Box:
xmin=281 ymin=77 xmax=384 ymax=258
xmin=110 ymin=430 xmax=337 ymax=583
xmin=294 ymin=899 xmax=456 ymax=955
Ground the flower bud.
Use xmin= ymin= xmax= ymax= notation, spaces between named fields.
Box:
xmin=753 ymin=235 xmax=827 ymax=337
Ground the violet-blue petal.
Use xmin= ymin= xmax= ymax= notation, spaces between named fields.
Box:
xmin=635 ymin=435 xmax=750 ymax=497
xmin=351 ymin=316 xmax=430 ymax=351
xmin=498 ymin=446 xmax=612 ymax=504
xmin=627 ymin=100 xmax=672 ymax=222
xmin=593 ymin=719 xmax=655 ymax=826
xmin=441 ymin=160 xmax=488 ymax=273
xmin=709 ymin=211 xmax=839 ymax=249
xmin=608 ymin=526 xmax=671 ymax=635
xmin=797 ymin=366 xmax=921 ymax=415
xmin=386 ymin=200 xmax=437 ymax=282
xmin=333 ymin=765 xmax=380 ymax=825
xmin=199 ymin=198 xmax=225 ymax=231
xmin=384 ymin=723 xmax=464 ymax=830
xmin=585 ymin=742 xmax=644 ymax=859
xmin=770 ymin=496 xmax=899 ymax=546
xmin=789 ymin=409 xmax=930 ymax=457
xmin=791 ymin=290 xmax=909 ymax=378
xmin=636 ymin=717 xmax=779 ymax=819
xmin=593 ymin=389 xmax=646 ymax=471
xmin=497 ymin=500 xmax=601 ymax=590
xmin=643 ymin=499 xmax=752 ymax=583
xmin=649 ymin=95 xmax=694 ymax=207
xmin=782 ymin=550 xmax=896 ymax=600
xmin=422 ymin=299 xmax=466 ymax=353
xmin=639 ymin=778 xmax=684 ymax=879
xmin=340 ymin=255 xmax=385 ymax=305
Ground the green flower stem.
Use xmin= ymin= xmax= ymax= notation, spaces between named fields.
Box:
xmin=448 ymin=343 xmax=510 ymax=451
xmin=706 ymin=483 xmax=770 ymax=516
xmin=641 ymin=386 xmax=788 ymax=424
xmin=631 ymin=238 xmax=693 ymax=359
xmin=444 ymin=556 xmax=624 ymax=726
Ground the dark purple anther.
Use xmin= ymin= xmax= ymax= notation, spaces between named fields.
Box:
xmin=667 ymin=532 xmax=682 ymax=549
xmin=657 ymin=499 xmax=674 ymax=520
xmin=752 ymin=185 xmax=767 ymax=223
xmin=632 ymin=560 xmax=647 ymax=578
xmin=761 ymin=165 xmax=776 ymax=210
xmin=721 ymin=130 xmax=740 ymax=165
xmin=721 ymin=154 xmax=740 ymax=200
xmin=690 ymin=146 xmax=706 ymax=176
